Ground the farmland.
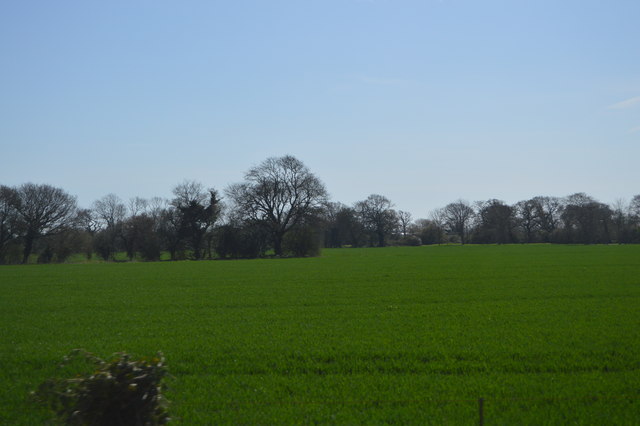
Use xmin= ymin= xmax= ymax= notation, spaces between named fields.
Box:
xmin=1 ymin=245 xmax=639 ymax=424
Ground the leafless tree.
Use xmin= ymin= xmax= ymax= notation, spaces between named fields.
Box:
xmin=172 ymin=181 xmax=208 ymax=206
xmin=562 ymin=193 xmax=612 ymax=243
xmin=93 ymin=194 xmax=127 ymax=230
xmin=397 ymin=210 xmax=413 ymax=237
xmin=630 ymin=195 xmax=640 ymax=222
xmin=75 ymin=208 xmax=99 ymax=234
xmin=0 ymin=185 xmax=20 ymax=263
xmin=147 ymin=197 xmax=168 ymax=222
xmin=532 ymin=196 xmax=563 ymax=240
xmin=128 ymin=197 xmax=149 ymax=217
xmin=226 ymin=155 xmax=328 ymax=256
xmin=515 ymin=199 xmax=540 ymax=243
xmin=92 ymin=194 xmax=128 ymax=260
xmin=429 ymin=208 xmax=446 ymax=228
xmin=442 ymin=200 xmax=475 ymax=244
xmin=611 ymin=198 xmax=629 ymax=242
xmin=14 ymin=183 xmax=78 ymax=263
xmin=355 ymin=194 xmax=397 ymax=247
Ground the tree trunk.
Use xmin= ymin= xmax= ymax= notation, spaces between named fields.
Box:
xmin=273 ymin=233 xmax=283 ymax=256
xmin=22 ymin=230 xmax=35 ymax=264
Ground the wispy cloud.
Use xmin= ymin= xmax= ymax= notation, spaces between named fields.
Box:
xmin=607 ymin=96 xmax=640 ymax=110
xmin=629 ymin=126 xmax=640 ymax=134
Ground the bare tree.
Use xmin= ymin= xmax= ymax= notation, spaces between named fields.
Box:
xmin=226 ymin=155 xmax=328 ymax=256
xmin=93 ymin=194 xmax=127 ymax=230
xmin=611 ymin=198 xmax=629 ymax=242
xmin=562 ymin=193 xmax=612 ymax=243
xmin=147 ymin=197 xmax=168 ymax=221
xmin=630 ymin=195 xmax=640 ymax=222
xmin=128 ymin=197 xmax=149 ymax=217
xmin=442 ymin=200 xmax=475 ymax=244
xmin=14 ymin=183 xmax=78 ymax=263
xmin=92 ymin=194 xmax=127 ymax=260
xmin=355 ymin=194 xmax=397 ymax=247
xmin=429 ymin=208 xmax=446 ymax=228
xmin=533 ymin=196 xmax=563 ymax=241
xmin=397 ymin=210 xmax=413 ymax=237
xmin=515 ymin=199 xmax=540 ymax=243
xmin=0 ymin=185 xmax=20 ymax=263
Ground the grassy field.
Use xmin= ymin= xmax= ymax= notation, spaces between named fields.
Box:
xmin=1 ymin=245 xmax=639 ymax=424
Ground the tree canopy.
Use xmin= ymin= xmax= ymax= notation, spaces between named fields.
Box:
xmin=226 ymin=155 xmax=328 ymax=256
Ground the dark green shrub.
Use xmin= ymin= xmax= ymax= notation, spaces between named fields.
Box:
xmin=214 ymin=224 xmax=240 ymax=258
xmin=33 ymin=349 xmax=170 ymax=425
xmin=93 ymin=229 xmax=118 ymax=261
xmin=215 ymin=221 xmax=269 ymax=258
xmin=283 ymin=225 xmax=322 ymax=257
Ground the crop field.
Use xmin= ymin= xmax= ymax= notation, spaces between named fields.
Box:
xmin=1 ymin=245 xmax=639 ymax=424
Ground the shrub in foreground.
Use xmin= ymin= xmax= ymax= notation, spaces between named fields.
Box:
xmin=32 ymin=349 xmax=170 ymax=425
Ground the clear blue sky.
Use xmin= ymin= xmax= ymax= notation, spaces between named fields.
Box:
xmin=1 ymin=0 xmax=638 ymax=217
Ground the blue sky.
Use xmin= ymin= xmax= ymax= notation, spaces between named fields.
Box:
xmin=1 ymin=0 xmax=638 ymax=217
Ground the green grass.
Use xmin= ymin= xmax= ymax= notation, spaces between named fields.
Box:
xmin=1 ymin=245 xmax=639 ymax=424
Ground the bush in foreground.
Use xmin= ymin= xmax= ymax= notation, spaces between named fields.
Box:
xmin=32 ymin=349 xmax=170 ymax=425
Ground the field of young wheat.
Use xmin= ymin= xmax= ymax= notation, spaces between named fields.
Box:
xmin=1 ymin=245 xmax=639 ymax=424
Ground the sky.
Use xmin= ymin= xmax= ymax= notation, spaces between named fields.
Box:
xmin=1 ymin=0 xmax=639 ymax=218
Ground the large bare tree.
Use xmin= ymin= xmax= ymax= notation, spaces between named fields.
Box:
xmin=14 ymin=183 xmax=78 ymax=263
xmin=355 ymin=194 xmax=397 ymax=247
xmin=442 ymin=199 xmax=475 ymax=244
xmin=226 ymin=155 xmax=328 ymax=256
xmin=533 ymin=196 xmax=563 ymax=240
xmin=93 ymin=193 xmax=127 ymax=230
xmin=515 ymin=199 xmax=541 ymax=243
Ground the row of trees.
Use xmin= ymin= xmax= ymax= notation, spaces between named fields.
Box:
xmin=2 ymin=156 xmax=639 ymax=264
xmin=0 ymin=156 xmax=328 ymax=263
xmin=436 ymin=194 xmax=640 ymax=245
xmin=322 ymin=193 xmax=640 ymax=248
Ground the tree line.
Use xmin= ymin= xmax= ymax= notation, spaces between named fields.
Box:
xmin=1 ymin=155 xmax=639 ymax=264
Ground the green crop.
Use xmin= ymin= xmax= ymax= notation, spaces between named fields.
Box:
xmin=1 ymin=245 xmax=639 ymax=424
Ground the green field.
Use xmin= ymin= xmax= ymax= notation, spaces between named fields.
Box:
xmin=1 ymin=245 xmax=639 ymax=424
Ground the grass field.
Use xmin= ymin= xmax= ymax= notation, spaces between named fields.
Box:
xmin=1 ymin=245 xmax=639 ymax=424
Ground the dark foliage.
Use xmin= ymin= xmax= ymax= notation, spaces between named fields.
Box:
xmin=283 ymin=224 xmax=322 ymax=257
xmin=3 ymin=166 xmax=640 ymax=263
xmin=215 ymin=221 xmax=269 ymax=259
xmin=226 ymin=156 xmax=328 ymax=256
xmin=33 ymin=349 xmax=170 ymax=426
